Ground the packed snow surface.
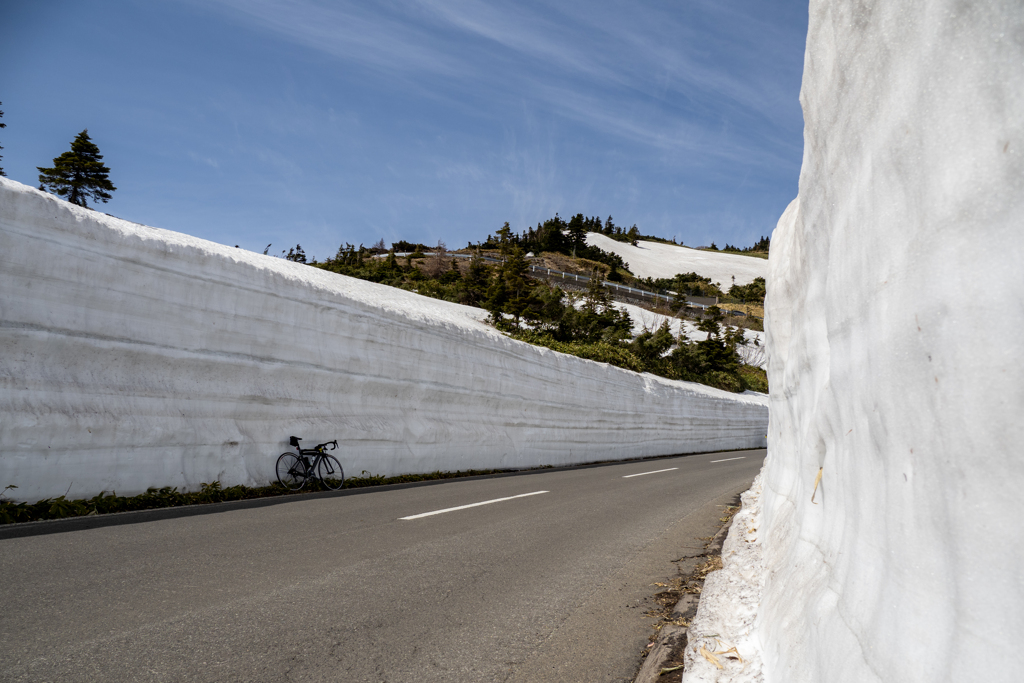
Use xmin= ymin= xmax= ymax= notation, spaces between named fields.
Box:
xmin=753 ymin=2 xmax=1024 ymax=682
xmin=586 ymin=232 xmax=766 ymax=287
xmin=683 ymin=475 xmax=765 ymax=683
xmin=0 ymin=178 xmax=768 ymax=502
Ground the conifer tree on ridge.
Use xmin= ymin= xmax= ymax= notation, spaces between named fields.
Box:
xmin=37 ymin=129 xmax=116 ymax=207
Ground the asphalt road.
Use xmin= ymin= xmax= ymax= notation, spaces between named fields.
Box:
xmin=0 ymin=449 xmax=764 ymax=683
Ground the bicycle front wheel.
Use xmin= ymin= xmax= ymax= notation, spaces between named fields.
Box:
xmin=316 ymin=454 xmax=345 ymax=491
xmin=276 ymin=452 xmax=306 ymax=490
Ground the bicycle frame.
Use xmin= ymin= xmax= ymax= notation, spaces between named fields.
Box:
xmin=297 ymin=448 xmax=328 ymax=477
xmin=282 ymin=436 xmax=342 ymax=489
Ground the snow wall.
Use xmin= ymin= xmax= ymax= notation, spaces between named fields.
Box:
xmin=760 ymin=1 xmax=1023 ymax=681
xmin=0 ymin=178 xmax=767 ymax=503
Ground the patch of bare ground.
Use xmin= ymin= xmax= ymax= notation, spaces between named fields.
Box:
xmin=632 ymin=501 xmax=741 ymax=683
xmin=530 ymin=251 xmax=618 ymax=278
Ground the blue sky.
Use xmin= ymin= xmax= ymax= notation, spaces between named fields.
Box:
xmin=1 ymin=0 xmax=807 ymax=261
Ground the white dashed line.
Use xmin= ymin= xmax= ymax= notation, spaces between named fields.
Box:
xmin=709 ymin=457 xmax=746 ymax=463
xmin=399 ymin=491 xmax=549 ymax=520
xmin=622 ymin=467 xmax=679 ymax=478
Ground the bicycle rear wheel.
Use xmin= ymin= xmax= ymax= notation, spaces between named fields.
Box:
xmin=276 ymin=452 xmax=306 ymax=490
xmin=316 ymin=454 xmax=345 ymax=490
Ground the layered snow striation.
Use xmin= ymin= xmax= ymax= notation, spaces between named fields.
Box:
xmin=0 ymin=178 xmax=768 ymax=503
xmin=585 ymin=232 xmax=766 ymax=287
xmin=758 ymin=2 xmax=1024 ymax=682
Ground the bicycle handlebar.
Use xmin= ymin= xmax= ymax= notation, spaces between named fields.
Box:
xmin=291 ymin=436 xmax=338 ymax=452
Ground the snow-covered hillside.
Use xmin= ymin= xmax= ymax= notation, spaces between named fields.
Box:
xmin=698 ymin=2 xmax=1023 ymax=682
xmin=0 ymin=178 xmax=768 ymax=503
xmin=586 ymin=232 xmax=766 ymax=287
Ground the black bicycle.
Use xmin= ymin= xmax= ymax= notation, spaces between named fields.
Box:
xmin=276 ymin=436 xmax=345 ymax=491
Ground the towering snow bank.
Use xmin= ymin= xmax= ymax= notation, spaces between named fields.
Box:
xmin=0 ymin=179 xmax=767 ymax=502
xmin=759 ymin=2 xmax=1024 ymax=682
xmin=586 ymin=232 xmax=766 ymax=286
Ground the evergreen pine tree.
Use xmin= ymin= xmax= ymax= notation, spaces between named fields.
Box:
xmin=628 ymin=321 xmax=675 ymax=371
xmin=37 ymin=130 xmax=116 ymax=207
xmin=502 ymin=246 xmax=532 ymax=323
xmin=567 ymin=213 xmax=587 ymax=257
xmin=463 ymin=254 xmax=490 ymax=306
xmin=697 ymin=305 xmax=725 ymax=337
xmin=670 ymin=287 xmax=688 ymax=314
xmin=495 ymin=222 xmax=514 ymax=257
xmin=484 ymin=277 xmax=508 ymax=320
xmin=627 ymin=225 xmax=640 ymax=246
xmin=439 ymin=258 xmax=462 ymax=284
xmin=582 ymin=269 xmax=611 ymax=314
xmin=0 ymin=101 xmax=6 ymax=177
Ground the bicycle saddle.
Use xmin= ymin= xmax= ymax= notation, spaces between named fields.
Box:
xmin=289 ymin=436 xmax=302 ymax=448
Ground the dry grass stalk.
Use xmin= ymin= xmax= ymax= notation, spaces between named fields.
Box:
xmin=699 ymin=645 xmax=723 ymax=670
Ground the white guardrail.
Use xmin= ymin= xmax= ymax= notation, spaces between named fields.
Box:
xmin=386 ymin=252 xmax=712 ymax=310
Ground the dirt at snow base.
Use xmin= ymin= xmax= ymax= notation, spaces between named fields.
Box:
xmin=632 ymin=494 xmax=741 ymax=683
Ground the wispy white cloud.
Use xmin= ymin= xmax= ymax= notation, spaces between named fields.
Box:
xmin=194 ymin=0 xmax=804 ymax=160
xmin=162 ymin=0 xmax=804 ymax=251
xmin=434 ymin=160 xmax=486 ymax=181
xmin=188 ymin=151 xmax=219 ymax=168
xmin=198 ymin=0 xmax=464 ymax=77
xmin=499 ymin=128 xmax=564 ymax=227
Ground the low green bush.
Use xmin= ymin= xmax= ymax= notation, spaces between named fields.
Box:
xmin=738 ymin=365 xmax=769 ymax=393
xmin=0 ymin=468 xmax=540 ymax=526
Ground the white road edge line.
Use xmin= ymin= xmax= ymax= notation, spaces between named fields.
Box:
xmin=399 ymin=491 xmax=549 ymax=520
xmin=709 ymin=457 xmax=746 ymax=463
xmin=622 ymin=467 xmax=679 ymax=478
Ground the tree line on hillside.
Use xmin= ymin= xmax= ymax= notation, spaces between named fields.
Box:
xmin=492 ymin=277 xmax=764 ymax=392
xmin=272 ymin=236 xmax=766 ymax=309
xmin=727 ymin=277 xmax=766 ymax=304
xmin=478 ymin=216 xmax=631 ymax=279
xmin=482 ymin=243 xmax=764 ymax=392
xmin=308 ymin=230 xmax=766 ymax=393
xmin=705 ymin=236 xmax=771 ymax=254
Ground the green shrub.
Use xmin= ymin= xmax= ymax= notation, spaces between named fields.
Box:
xmin=738 ymin=365 xmax=769 ymax=393
xmin=0 ymin=468 xmax=541 ymax=526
